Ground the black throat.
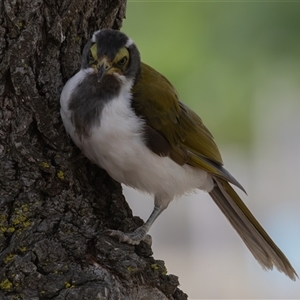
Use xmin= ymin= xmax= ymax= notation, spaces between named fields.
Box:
xmin=68 ymin=73 xmax=121 ymax=138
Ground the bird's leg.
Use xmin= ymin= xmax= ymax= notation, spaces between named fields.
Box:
xmin=104 ymin=195 xmax=170 ymax=245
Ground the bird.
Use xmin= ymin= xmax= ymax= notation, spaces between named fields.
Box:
xmin=60 ymin=28 xmax=297 ymax=280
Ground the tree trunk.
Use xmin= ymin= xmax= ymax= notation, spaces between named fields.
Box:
xmin=0 ymin=0 xmax=187 ymax=299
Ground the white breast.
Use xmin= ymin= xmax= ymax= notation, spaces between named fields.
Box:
xmin=60 ymin=70 xmax=214 ymax=200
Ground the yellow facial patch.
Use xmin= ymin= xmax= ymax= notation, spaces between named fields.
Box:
xmin=90 ymin=44 xmax=98 ymax=62
xmin=113 ymin=47 xmax=129 ymax=65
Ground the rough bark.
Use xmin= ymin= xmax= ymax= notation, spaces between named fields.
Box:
xmin=0 ymin=0 xmax=187 ymax=299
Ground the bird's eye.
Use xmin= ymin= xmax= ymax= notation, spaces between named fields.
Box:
xmin=118 ymin=56 xmax=128 ymax=65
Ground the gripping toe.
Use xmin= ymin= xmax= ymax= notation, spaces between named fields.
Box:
xmin=103 ymin=227 xmax=152 ymax=246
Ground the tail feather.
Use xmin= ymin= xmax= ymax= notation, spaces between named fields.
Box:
xmin=209 ymin=178 xmax=298 ymax=280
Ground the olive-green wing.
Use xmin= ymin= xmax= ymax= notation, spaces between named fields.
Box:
xmin=132 ymin=63 xmax=244 ymax=190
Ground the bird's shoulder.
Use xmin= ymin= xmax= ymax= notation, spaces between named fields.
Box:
xmin=131 ymin=63 xmax=223 ymax=168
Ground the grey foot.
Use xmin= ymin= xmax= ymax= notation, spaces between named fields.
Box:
xmin=104 ymin=228 xmax=152 ymax=246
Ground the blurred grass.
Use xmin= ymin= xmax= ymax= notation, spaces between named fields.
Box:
xmin=122 ymin=2 xmax=300 ymax=148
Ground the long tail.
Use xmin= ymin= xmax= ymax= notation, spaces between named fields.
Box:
xmin=209 ymin=177 xmax=298 ymax=280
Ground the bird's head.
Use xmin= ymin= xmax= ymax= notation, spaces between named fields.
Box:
xmin=81 ymin=29 xmax=141 ymax=85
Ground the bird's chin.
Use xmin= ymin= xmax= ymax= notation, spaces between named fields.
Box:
xmin=101 ymin=73 xmax=132 ymax=93
xmin=99 ymin=73 xmax=122 ymax=83
xmin=98 ymin=73 xmax=115 ymax=82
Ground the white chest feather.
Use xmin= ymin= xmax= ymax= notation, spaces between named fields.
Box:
xmin=60 ymin=70 xmax=213 ymax=200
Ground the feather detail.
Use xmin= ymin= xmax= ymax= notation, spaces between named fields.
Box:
xmin=209 ymin=178 xmax=298 ymax=280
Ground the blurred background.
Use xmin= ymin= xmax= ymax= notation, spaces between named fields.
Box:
xmin=122 ymin=2 xmax=300 ymax=299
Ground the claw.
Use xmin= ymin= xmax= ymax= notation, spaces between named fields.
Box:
xmin=103 ymin=228 xmax=152 ymax=246
xmin=102 ymin=204 xmax=164 ymax=246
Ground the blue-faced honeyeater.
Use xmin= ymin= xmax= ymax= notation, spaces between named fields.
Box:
xmin=60 ymin=29 xmax=297 ymax=280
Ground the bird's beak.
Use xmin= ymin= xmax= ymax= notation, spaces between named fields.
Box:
xmin=97 ymin=58 xmax=123 ymax=82
xmin=97 ymin=59 xmax=112 ymax=82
